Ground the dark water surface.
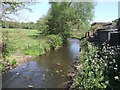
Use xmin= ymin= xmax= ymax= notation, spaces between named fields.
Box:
xmin=2 ymin=38 xmax=80 ymax=88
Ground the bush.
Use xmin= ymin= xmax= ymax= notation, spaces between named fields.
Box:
xmin=73 ymin=39 xmax=107 ymax=89
xmin=2 ymin=30 xmax=15 ymax=58
xmin=100 ymin=43 xmax=120 ymax=90
xmin=1 ymin=30 xmax=16 ymax=72
xmin=47 ymin=35 xmax=63 ymax=50
xmin=0 ymin=64 xmax=5 ymax=72
xmin=73 ymin=39 xmax=120 ymax=90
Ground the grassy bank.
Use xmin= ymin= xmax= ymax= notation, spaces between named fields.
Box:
xmin=1 ymin=28 xmax=63 ymax=72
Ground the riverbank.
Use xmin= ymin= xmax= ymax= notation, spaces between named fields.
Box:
xmin=1 ymin=28 xmax=82 ymax=88
xmin=1 ymin=28 xmax=63 ymax=72
xmin=2 ymin=38 xmax=80 ymax=88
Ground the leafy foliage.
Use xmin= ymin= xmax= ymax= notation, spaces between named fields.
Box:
xmin=2 ymin=21 xmax=37 ymax=29
xmin=37 ymin=2 xmax=95 ymax=41
xmin=0 ymin=30 xmax=16 ymax=72
xmin=10 ymin=59 xmax=17 ymax=65
xmin=1 ymin=2 xmax=33 ymax=20
xmin=74 ymin=39 xmax=107 ymax=89
xmin=2 ymin=30 xmax=15 ymax=59
xmin=47 ymin=35 xmax=62 ymax=50
xmin=36 ymin=15 xmax=50 ymax=35
xmin=73 ymin=38 xmax=120 ymax=90
xmin=99 ymin=44 xmax=120 ymax=90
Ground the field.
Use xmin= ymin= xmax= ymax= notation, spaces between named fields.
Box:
xmin=2 ymin=28 xmax=50 ymax=56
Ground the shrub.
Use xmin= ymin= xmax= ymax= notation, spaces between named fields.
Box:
xmin=2 ymin=30 xmax=15 ymax=58
xmin=73 ymin=39 xmax=107 ymax=89
xmin=47 ymin=35 xmax=63 ymax=50
xmin=1 ymin=30 xmax=16 ymax=72
xmin=73 ymin=39 xmax=120 ymax=90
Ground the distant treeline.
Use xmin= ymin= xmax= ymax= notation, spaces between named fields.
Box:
xmin=2 ymin=21 xmax=37 ymax=29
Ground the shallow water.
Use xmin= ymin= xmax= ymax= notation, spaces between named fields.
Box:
xmin=2 ymin=38 xmax=80 ymax=88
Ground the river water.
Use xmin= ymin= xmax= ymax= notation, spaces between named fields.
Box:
xmin=2 ymin=38 xmax=80 ymax=88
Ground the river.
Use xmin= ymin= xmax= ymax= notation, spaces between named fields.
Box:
xmin=2 ymin=38 xmax=80 ymax=88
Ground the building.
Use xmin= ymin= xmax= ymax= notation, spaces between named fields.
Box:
xmin=90 ymin=22 xmax=112 ymax=33
xmin=89 ymin=19 xmax=120 ymax=46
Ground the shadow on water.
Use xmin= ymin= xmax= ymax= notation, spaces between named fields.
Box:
xmin=2 ymin=38 xmax=80 ymax=88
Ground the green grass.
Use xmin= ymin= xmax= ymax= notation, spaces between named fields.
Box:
xmin=2 ymin=28 xmax=50 ymax=56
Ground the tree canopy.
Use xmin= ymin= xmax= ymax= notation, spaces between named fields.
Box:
xmin=37 ymin=2 xmax=95 ymax=41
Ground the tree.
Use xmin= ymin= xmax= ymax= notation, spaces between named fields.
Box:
xmin=36 ymin=14 xmax=50 ymax=35
xmin=47 ymin=2 xmax=72 ymax=40
xmin=37 ymin=2 xmax=95 ymax=41
xmin=1 ymin=2 xmax=33 ymax=21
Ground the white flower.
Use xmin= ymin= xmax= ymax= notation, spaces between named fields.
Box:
xmin=105 ymin=56 xmax=107 ymax=59
xmin=114 ymin=76 xmax=119 ymax=80
xmin=114 ymin=67 xmax=117 ymax=70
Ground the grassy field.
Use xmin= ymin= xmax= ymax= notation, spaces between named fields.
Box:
xmin=2 ymin=28 xmax=50 ymax=56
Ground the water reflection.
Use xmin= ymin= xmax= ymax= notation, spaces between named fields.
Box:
xmin=68 ymin=38 xmax=80 ymax=60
